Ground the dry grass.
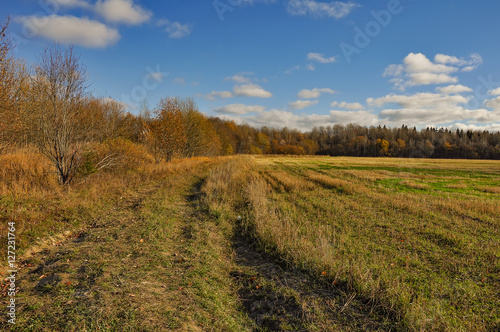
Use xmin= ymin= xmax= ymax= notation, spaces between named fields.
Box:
xmin=480 ymin=186 xmax=500 ymax=194
xmin=400 ymin=180 xmax=431 ymax=190
xmin=0 ymin=146 xmax=214 ymax=259
xmin=210 ymin=155 xmax=500 ymax=331
xmin=0 ymin=148 xmax=60 ymax=195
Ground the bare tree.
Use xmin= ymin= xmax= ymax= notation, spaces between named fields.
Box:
xmin=31 ymin=44 xmax=89 ymax=184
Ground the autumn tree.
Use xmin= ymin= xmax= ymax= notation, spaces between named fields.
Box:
xmin=376 ymin=138 xmax=390 ymax=156
xmin=146 ymin=97 xmax=186 ymax=162
xmin=30 ymin=44 xmax=90 ymax=184
xmin=180 ymin=98 xmax=221 ymax=157
xmin=0 ymin=17 xmax=30 ymax=150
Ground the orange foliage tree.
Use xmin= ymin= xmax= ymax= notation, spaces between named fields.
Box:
xmin=146 ymin=97 xmax=187 ymax=162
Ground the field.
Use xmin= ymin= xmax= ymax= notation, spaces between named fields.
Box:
xmin=1 ymin=153 xmax=499 ymax=331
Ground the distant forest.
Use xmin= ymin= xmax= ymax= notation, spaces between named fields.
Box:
xmin=1 ymin=18 xmax=499 ymax=185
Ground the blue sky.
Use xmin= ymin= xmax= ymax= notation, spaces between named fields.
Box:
xmin=4 ymin=0 xmax=500 ymax=131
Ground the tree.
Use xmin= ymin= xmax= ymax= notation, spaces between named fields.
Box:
xmin=180 ymin=98 xmax=221 ymax=157
xmin=0 ymin=17 xmax=30 ymax=150
xmin=146 ymin=97 xmax=186 ymax=162
xmin=376 ymin=138 xmax=390 ymax=156
xmin=30 ymin=44 xmax=89 ymax=184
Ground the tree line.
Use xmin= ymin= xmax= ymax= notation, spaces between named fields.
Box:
xmin=1 ymin=18 xmax=499 ymax=184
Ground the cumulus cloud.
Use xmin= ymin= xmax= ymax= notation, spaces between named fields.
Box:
xmin=297 ymin=88 xmax=335 ymax=99
xmin=368 ymin=92 xmax=468 ymax=109
xmin=383 ymin=52 xmax=482 ymax=90
xmin=206 ymin=91 xmax=234 ymax=100
xmin=437 ymin=84 xmax=473 ymax=94
xmin=364 ymin=90 xmax=500 ymax=126
xmin=205 ymin=83 xmax=272 ymax=100
xmin=448 ymin=123 xmax=500 ymax=132
xmin=307 ymin=52 xmax=336 ymax=63
xmin=16 ymin=15 xmax=120 ymax=48
xmin=379 ymin=107 xmax=500 ymax=126
xmin=287 ymin=0 xmax=358 ymax=19
xmin=95 ymin=0 xmax=152 ymax=25
xmin=233 ymin=84 xmax=272 ymax=98
xmin=331 ymin=101 xmax=364 ymax=110
xmin=213 ymin=104 xmax=266 ymax=115
xmin=408 ymin=72 xmax=458 ymax=86
xmin=489 ymin=88 xmax=500 ymax=96
xmin=434 ymin=53 xmax=483 ymax=68
xmin=288 ymin=100 xmax=318 ymax=110
xmin=329 ymin=110 xmax=378 ymax=126
xmin=225 ymin=74 xmax=253 ymax=84
xmin=234 ymin=108 xmax=378 ymax=130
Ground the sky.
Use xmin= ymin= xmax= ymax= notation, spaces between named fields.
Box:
xmin=3 ymin=0 xmax=500 ymax=131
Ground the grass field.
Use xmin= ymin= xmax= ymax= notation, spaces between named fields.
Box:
xmin=241 ymin=156 xmax=500 ymax=331
xmin=1 ymin=153 xmax=499 ymax=331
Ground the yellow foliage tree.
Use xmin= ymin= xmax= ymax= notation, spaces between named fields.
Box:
xmin=146 ymin=97 xmax=187 ymax=162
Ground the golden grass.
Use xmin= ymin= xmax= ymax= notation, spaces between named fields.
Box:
xmin=205 ymin=156 xmax=500 ymax=331
xmin=263 ymin=169 xmax=315 ymax=192
xmin=0 ymin=147 xmax=215 ymax=260
xmin=480 ymin=186 xmax=500 ymax=194
xmin=400 ymin=180 xmax=431 ymax=190
xmin=0 ymin=148 xmax=60 ymax=195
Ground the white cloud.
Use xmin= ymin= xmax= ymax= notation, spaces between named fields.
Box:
xmin=225 ymin=74 xmax=253 ymax=84
xmin=285 ymin=65 xmax=301 ymax=74
xmin=437 ymin=84 xmax=473 ymax=94
xmin=484 ymin=96 xmax=500 ymax=109
xmin=213 ymin=104 xmax=266 ymax=115
xmin=383 ymin=52 xmax=483 ymax=89
xmin=368 ymin=92 xmax=468 ymax=109
xmin=95 ymin=0 xmax=152 ymax=25
xmin=379 ymin=107 xmax=500 ymax=126
xmin=331 ymin=101 xmax=364 ymax=110
xmin=239 ymin=109 xmax=378 ymax=130
xmin=489 ymin=88 xmax=500 ymax=96
xmin=434 ymin=53 xmax=483 ymax=68
xmin=157 ymin=19 xmax=192 ymax=39
xmin=206 ymin=91 xmax=234 ymax=100
xmin=461 ymin=66 xmax=476 ymax=72
xmin=297 ymin=88 xmax=335 ymax=99
xmin=405 ymin=53 xmax=457 ymax=74
xmin=306 ymin=63 xmax=316 ymax=71
xmin=56 ymin=0 xmax=92 ymax=8
xmin=205 ymin=83 xmax=272 ymax=100
xmin=307 ymin=52 xmax=336 ymax=63
xmin=383 ymin=64 xmax=404 ymax=77
xmin=408 ymin=72 xmax=458 ymax=86
xmin=16 ymin=15 xmax=120 ymax=48
xmin=233 ymin=84 xmax=272 ymax=98
xmin=329 ymin=110 xmax=378 ymax=126
xmin=288 ymin=100 xmax=318 ymax=110
xmin=287 ymin=0 xmax=358 ymax=19
xmin=448 ymin=123 xmax=500 ymax=132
